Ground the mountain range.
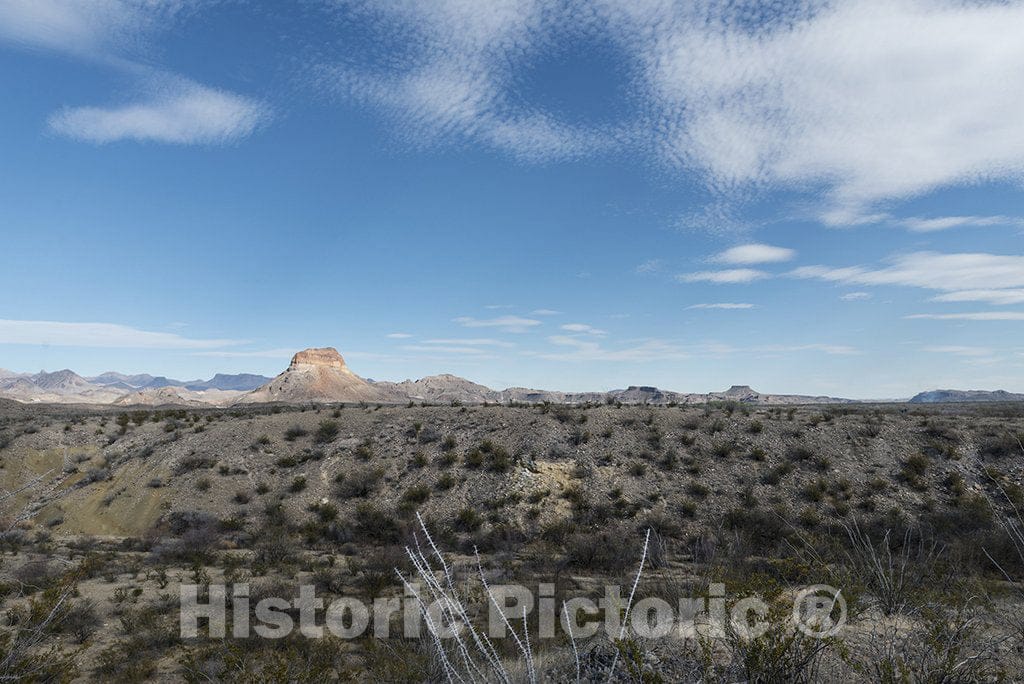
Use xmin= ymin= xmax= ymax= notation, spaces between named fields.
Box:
xmin=2 ymin=347 xmax=1023 ymax=407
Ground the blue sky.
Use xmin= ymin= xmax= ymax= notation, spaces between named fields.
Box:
xmin=2 ymin=0 xmax=1024 ymax=398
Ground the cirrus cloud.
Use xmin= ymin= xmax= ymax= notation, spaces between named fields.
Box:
xmin=453 ymin=315 xmax=541 ymax=333
xmin=0 ymin=319 xmax=242 ymax=349
xmin=678 ymin=268 xmax=769 ymax=284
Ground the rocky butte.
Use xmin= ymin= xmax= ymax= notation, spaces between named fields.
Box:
xmin=236 ymin=347 xmax=391 ymax=404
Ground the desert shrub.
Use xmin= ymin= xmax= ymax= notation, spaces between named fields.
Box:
xmin=453 ymin=507 xmax=482 ymax=532
xmin=899 ymin=453 xmax=930 ymax=489
xmin=60 ymin=599 xmax=101 ymax=644
xmin=565 ymin=526 xmax=640 ymax=573
xmin=283 ymin=425 xmax=307 ymax=441
xmin=335 ymin=467 xmax=383 ymax=499
xmin=310 ymin=501 xmax=338 ymax=522
xmin=463 ymin=450 xmax=484 ymax=469
xmin=354 ymin=439 xmax=375 ymax=461
xmin=659 ymin=450 xmax=678 ymax=470
xmin=804 ymin=478 xmax=827 ymax=502
xmin=352 ymin=503 xmax=401 ymax=543
xmin=94 ymin=603 xmax=180 ymax=680
xmin=175 ymin=456 xmax=216 ymax=475
xmin=398 ymin=484 xmax=431 ymax=514
xmin=313 ymin=420 xmax=340 ymax=444
xmin=568 ymin=427 xmax=590 ymax=446
xmin=705 ymin=419 xmax=725 ymax=434
xmin=81 ymin=467 xmax=112 ymax=485
xmin=687 ymin=481 xmax=710 ymax=499
xmin=418 ymin=426 xmax=441 ymax=444
xmin=711 ymin=440 xmax=737 ymax=458
xmin=786 ymin=445 xmax=815 ymax=462
xmin=233 ymin=491 xmax=250 ymax=504
xmin=436 ymin=473 xmax=456 ymax=490
xmin=927 ymin=493 xmax=993 ymax=535
xmin=254 ymin=527 xmax=296 ymax=567
xmin=723 ymin=506 xmax=787 ymax=552
xmin=977 ymin=432 xmax=1022 ymax=460
xmin=289 ymin=476 xmax=307 ymax=493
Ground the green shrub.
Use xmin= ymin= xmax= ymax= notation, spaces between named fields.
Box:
xmin=314 ymin=420 xmax=340 ymax=444
xmin=335 ymin=467 xmax=383 ymax=499
xmin=454 ymin=508 xmax=482 ymax=532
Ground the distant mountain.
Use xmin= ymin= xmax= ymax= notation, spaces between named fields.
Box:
xmin=373 ymin=374 xmax=499 ymax=404
xmin=114 ymin=386 xmax=246 ymax=407
xmin=142 ymin=376 xmax=188 ymax=389
xmin=184 ymin=373 xmax=272 ymax=392
xmin=0 ymin=345 xmax=892 ymax=407
xmin=0 ymin=370 xmax=124 ymax=404
xmin=909 ymin=389 xmax=1024 ymax=403
xmin=88 ymin=371 xmax=271 ymax=392
xmin=237 ymin=348 xmax=392 ymax=404
xmin=89 ymin=372 xmax=156 ymax=388
xmin=31 ymin=369 xmax=92 ymax=392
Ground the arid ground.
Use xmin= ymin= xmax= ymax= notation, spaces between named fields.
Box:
xmin=1 ymin=399 xmax=1023 ymax=681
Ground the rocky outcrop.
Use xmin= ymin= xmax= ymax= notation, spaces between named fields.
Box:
xmin=236 ymin=348 xmax=394 ymax=404
xmin=114 ymin=386 xmax=245 ymax=407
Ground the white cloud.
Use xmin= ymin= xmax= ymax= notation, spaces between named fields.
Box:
xmin=325 ymin=1 xmax=1024 ymax=222
xmin=0 ymin=2 xmax=269 ymax=147
xmin=638 ymin=0 xmax=1024 ymax=222
xmin=386 ymin=333 xmax=413 ymax=339
xmin=713 ymin=244 xmax=794 ymax=265
xmin=923 ymin=345 xmax=993 ymax=357
xmin=0 ymin=0 xmax=188 ymax=56
xmin=686 ymin=303 xmax=754 ymax=310
xmin=49 ymin=77 xmax=270 ymax=145
xmin=323 ymin=0 xmax=613 ymax=162
xmin=421 ymin=338 xmax=514 ymax=347
xmin=839 ymin=292 xmax=872 ymax=301
xmin=400 ymin=345 xmax=492 ymax=355
xmin=906 ymin=312 xmax=1024 ymax=321
xmin=530 ymin=309 xmax=561 ymax=316
xmin=931 ymin=290 xmax=1024 ymax=306
xmin=678 ymin=269 xmax=768 ymax=284
xmin=635 ymin=259 xmax=664 ymax=274
xmin=537 ymin=336 xmax=689 ymax=362
xmin=898 ymin=215 xmax=1024 ymax=232
xmin=791 ymin=252 xmax=1024 ymax=292
xmin=0 ymin=319 xmax=241 ymax=349
xmin=560 ymin=323 xmax=607 ymax=336
xmin=453 ymin=315 xmax=541 ymax=333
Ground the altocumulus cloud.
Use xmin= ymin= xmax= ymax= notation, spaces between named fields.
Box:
xmin=320 ymin=0 xmax=1024 ymax=223
xmin=49 ymin=78 xmax=271 ymax=145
